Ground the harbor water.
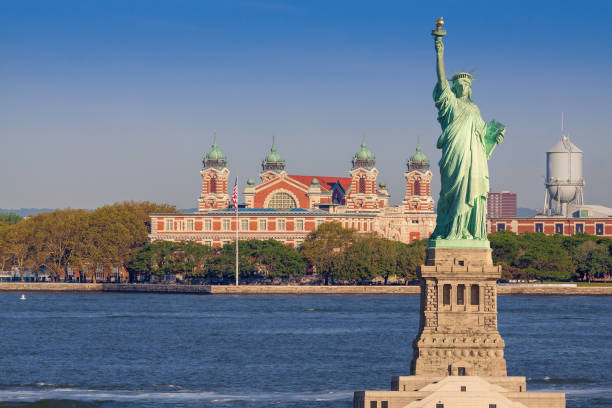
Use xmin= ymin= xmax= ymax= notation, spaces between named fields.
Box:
xmin=0 ymin=293 xmax=610 ymax=407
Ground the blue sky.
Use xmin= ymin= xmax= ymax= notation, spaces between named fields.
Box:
xmin=1 ymin=0 xmax=611 ymax=210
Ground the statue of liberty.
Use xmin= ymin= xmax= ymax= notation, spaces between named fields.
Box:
xmin=430 ymin=18 xmax=505 ymax=248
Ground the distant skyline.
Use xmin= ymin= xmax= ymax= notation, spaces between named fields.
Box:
xmin=2 ymin=0 xmax=611 ymax=210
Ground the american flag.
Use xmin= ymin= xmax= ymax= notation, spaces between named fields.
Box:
xmin=232 ymin=177 xmax=238 ymax=214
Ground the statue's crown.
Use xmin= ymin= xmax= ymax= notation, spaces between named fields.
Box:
xmin=451 ymin=72 xmax=472 ymax=82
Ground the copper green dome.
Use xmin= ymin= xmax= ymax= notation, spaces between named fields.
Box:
xmin=203 ymin=135 xmax=227 ymax=169
xmin=262 ymin=138 xmax=286 ymax=172
xmin=407 ymin=138 xmax=430 ymax=172
xmin=352 ymin=139 xmax=376 ymax=170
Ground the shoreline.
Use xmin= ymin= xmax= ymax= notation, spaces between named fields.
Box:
xmin=1 ymin=282 xmax=611 ymax=295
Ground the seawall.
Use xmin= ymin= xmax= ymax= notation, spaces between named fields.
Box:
xmin=1 ymin=282 xmax=611 ymax=295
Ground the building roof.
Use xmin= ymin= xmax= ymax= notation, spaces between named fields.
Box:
xmin=548 ymin=136 xmax=582 ymax=153
xmin=288 ymin=175 xmax=352 ymax=192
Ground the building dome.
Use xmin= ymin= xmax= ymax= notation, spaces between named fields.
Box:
xmin=203 ymin=136 xmax=227 ymax=169
xmin=352 ymin=140 xmax=376 ymax=170
xmin=262 ymin=139 xmax=286 ymax=172
xmin=407 ymin=139 xmax=430 ymax=172
xmin=246 ymin=178 xmax=255 ymax=186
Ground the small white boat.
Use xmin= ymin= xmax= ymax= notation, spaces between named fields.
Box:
xmin=20 ymin=294 xmax=26 ymax=300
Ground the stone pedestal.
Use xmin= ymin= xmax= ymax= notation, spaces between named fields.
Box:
xmin=353 ymin=244 xmax=566 ymax=408
xmin=411 ymin=247 xmax=507 ymax=377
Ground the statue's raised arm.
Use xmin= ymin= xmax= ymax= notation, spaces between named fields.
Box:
xmin=435 ymin=37 xmax=445 ymax=84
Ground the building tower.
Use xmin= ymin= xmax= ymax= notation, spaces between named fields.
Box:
xmin=198 ymin=136 xmax=230 ymax=212
xmin=346 ymin=140 xmax=387 ymax=210
xmin=404 ymin=140 xmax=434 ymax=213
xmin=260 ymin=138 xmax=286 ymax=183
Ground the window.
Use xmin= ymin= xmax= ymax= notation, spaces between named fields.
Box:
xmin=370 ymin=401 xmax=377 ymax=408
xmin=267 ymin=192 xmax=297 ymax=209
xmin=596 ymin=223 xmax=604 ymax=235
xmin=489 ymin=405 xmax=497 ymax=408
xmin=204 ymin=219 xmax=212 ymax=231
xmin=359 ymin=177 xmax=366 ymax=194
xmin=458 ymin=367 xmax=466 ymax=376
xmin=457 ymin=284 xmax=465 ymax=305
xmin=414 ymin=179 xmax=421 ymax=196
xmin=165 ymin=219 xmax=174 ymax=231
xmin=496 ymin=223 xmax=505 ymax=231
xmin=204 ymin=240 xmax=212 ymax=247
xmin=575 ymin=223 xmax=584 ymax=234
xmin=443 ymin=284 xmax=451 ymax=305
xmin=460 ymin=386 xmax=467 ymax=392
xmin=222 ymin=219 xmax=231 ymax=231
xmin=381 ymin=402 xmax=388 ymax=408
xmin=259 ymin=219 xmax=267 ymax=231
xmin=535 ymin=223 xmax=543 ymax=233
xmin=470 ymin=285 xmax=479 ymax=305
xmin=210 ymin=177 xmax=217 ymax=194
xmin=186 ymin=219 xmax=194 ymax=231
xmin=436 ymin=404 xmax=444 ymax=408
xmin=412 ymin=219 xmax=419 ymax=224
xmin=277 ymin=219 xmax=286 ymax=231
xmin=177 ymin=220 xmax=184 ymax=231
xmin=316 ymin=219 xmax=324 ymax=228
xmin=555 ymin=223 xmax=563 ymax=234
xmin=241 ymin=219 xmax=249 ymax=231
xmin=295 ymin=219 xmax=304 ymax=231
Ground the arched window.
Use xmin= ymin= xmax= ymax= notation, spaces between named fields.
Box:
xmin=443 ymin=284 xmax=451 ymax=305
xmin=470 ymin=285 xmax=480 ymax=305
xmin=359 ymin=177 xmax=366 ymax=194
xmin=457 ymin=284 xmax=465 ymax=305
xmin=267 ymin=192 xmax=297 ymax=209
xmin=332 ymin=188 xmax=345 ymax=205
xmin=414 ymin=179 xmax=421 ymax=196
xmin=209 ymin=177 xmax=217 ymax=194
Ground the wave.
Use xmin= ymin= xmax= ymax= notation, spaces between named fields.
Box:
xmin=0 ymin=388 xmax=353 ymax=404
xmin=528 ymin=376 xmax=594 ymax=384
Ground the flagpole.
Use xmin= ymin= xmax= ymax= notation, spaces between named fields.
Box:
xmin=234 ymin=176 xmax=239 ymax=286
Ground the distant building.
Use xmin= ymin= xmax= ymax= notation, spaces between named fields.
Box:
xmin=150 ymin=138 xmax=437 ymax=247
xmin=487 ymin=190 xmax=517 ymax=218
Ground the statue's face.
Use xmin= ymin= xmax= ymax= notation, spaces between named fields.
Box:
xmin=453 ymin=79 xmax=471 ymax=99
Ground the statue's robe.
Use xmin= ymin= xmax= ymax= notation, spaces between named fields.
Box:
xmin=431 ymin=80 xmax=499 ymax=241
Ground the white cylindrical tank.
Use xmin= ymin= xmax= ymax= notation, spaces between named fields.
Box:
xmin=545 ymin=136 xmax=584 ymax=213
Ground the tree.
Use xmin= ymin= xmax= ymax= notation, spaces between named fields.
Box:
xmin=0 ymin=212 xmax=23 ymax=225
xmin=6 ymin=219 xmax=36 ymax=281
xmin=112 ymin=201 xmax=179 ymax=234
xmin=300 ymin=222 xmax=356 ymax=285
xmin=515 ymin=233 xmax=574 ymax=281
xmin=573 ymin=240 xmax=612 ymax=280
xmin=34 ymin=209 xmax=85 ymax=281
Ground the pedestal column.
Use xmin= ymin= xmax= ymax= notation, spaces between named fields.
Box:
xmin=410 ymin=247 xmax=507 ymax=377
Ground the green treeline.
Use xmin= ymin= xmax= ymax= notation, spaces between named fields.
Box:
xmin=1 ymin=205 xmax=610 ymax=283
xmin=128 ymin=222 xmax=426 ymax=284
xmin=0 ymin=202 xmax=179 ymax=282
xmin=490 ymin=230 xmax=612 ymax=281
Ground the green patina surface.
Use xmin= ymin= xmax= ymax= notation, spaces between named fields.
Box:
xmin=429 ymin=29 xmax=505 ymax=249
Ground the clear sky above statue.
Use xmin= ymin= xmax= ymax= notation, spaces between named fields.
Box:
xmin=0 ymin=1 xmax=611 ymax=209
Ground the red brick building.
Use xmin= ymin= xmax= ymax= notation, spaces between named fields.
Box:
xmin=150 ymin=138 xmax=436 ymax=247
xmin=487 ymin=217 xmax=612 ymax=237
